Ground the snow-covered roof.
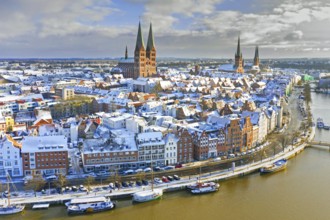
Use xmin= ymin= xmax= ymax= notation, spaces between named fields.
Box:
xmin=22 ymin=135 xmax=68 ymax=153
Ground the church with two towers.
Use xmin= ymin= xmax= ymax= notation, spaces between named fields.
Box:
xmin=117 ymin=22 xmax=157 ymax=79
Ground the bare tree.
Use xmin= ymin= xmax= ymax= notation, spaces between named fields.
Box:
xmin=84 ymin=176 xmax=94 ymax=192
xmin=55 ymin=173 xmax=68 ymax=194
xmin=277 ymin=134 xmax=289 ymax=152
xmin=24 ymin=175 xmax=46 ymax=197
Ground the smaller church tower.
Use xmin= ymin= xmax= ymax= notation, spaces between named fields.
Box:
xmin=253 ymin=46 xmax=260 ymax=67
xmin=234 ymin=35 xmax=244 ymax=73
xmin=125 ymin=45 xmax=128 ymax=59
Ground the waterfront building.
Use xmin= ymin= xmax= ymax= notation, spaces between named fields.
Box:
xmin=0 ymin=135 xmax=23 ymax=177
xmin=21 ymin=135 xmax=68 ymax=176
xmin=81 ymin=131 xmax=138 ymax=172
xmin=176 ymin=128 xmax=194 ymax=163
xmin=136 ymin=131 xmax=165 ymax=167
xmin=164 ymin=133 xmax=178 ymax=165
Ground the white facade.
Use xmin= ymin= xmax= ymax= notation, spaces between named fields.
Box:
xmin=258 ymin=111 xmax=268 ymax=144
xmin=102 ymin=113 xmax=132 ymax=129
xmin=70 ymin=123 xmax=78 ymax=143
xmin=0 ymin=137 xmax=23 ymax=177
xmin=125 ymin=117 xmax=146 ymax=134
xmin=136 ymin=132 xmax=165 ymax=167
xmin=164 ymin=133 xmax=177 ymax=165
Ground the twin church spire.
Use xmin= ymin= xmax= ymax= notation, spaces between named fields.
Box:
xmin=234 ymin=34 xmax=260 ymax=74
xmin=134 ymin=22 xmax=157 ymax=78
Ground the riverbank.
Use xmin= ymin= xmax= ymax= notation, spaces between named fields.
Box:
xmin=1 ymin=124 xmax=315 ymax=207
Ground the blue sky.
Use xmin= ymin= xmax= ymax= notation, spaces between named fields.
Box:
xmin=0 ymin=0 xmax=330 ymax=58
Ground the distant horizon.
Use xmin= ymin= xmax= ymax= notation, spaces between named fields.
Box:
xmin=1 ymin=56 xmax=330 ymax=61
xmin=1 ymin=0 xmax=330 ymax=58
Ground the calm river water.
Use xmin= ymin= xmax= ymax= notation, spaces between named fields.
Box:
xmin=3 ymin=92 xmax=330 ymax=220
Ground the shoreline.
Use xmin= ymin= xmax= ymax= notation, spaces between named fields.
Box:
xmin=2 ymin=125 xmax=315 ymax=207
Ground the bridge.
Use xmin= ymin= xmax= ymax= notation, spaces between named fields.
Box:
xmin=307 ymin=141 xmax=330 ymax=149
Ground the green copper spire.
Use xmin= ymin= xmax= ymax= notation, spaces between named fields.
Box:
xmin=236 ymin=34 xmax=241 ymax=57
xmin=135 ymin=22 xmax=145 ymax=51
xmin=146 ymin=22 xmax=155 ymax=51
xmin=254 ymin=45 xmax=259 ymax=59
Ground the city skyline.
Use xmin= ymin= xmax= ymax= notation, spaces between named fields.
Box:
xmin=1 ymin=0 xmax=330 ymax=59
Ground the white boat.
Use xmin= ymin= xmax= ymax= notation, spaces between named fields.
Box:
xmin=132 ymin=160 xmax=163 ymax=203
xmin=260 ymin=159 xmax=287 ymax=174
xmin=190 ymin=184 xmax=220 ymax=195
xmin=67 ymin=196 xmax=115 ymax=215
xmin=132 ymin=189 xmax=163 ymax=203
xmin=0 ymin=173 xmax=25 ymax=215
xmin=186 ymin=181 xmax=217 ymax=190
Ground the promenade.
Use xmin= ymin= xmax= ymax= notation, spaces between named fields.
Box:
xmin=1 ymin=125 xmax=315 ymax=207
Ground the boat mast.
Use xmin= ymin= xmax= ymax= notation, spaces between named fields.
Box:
xmin=151 ymin=157 xmax=154 ymax=191
xmin=7 ymin=172 xmax=10 ymax=206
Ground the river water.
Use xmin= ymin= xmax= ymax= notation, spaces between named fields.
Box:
xmin=3 ymin=92 xmax=330 ymax=220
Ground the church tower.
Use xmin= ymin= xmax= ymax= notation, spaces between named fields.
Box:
xmin=146 ymin=22 xmax=157 ymax=77
xmin=253 ymin=45 xmax=260 ymax=67
xmin=234 ymin=35 xmax=244 ymax=73
xmin=134 ymin=22 xmax=146 ymax=78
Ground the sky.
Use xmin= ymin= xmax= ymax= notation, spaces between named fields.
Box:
xmin=1 ymin=0 xmax=330 ymax=59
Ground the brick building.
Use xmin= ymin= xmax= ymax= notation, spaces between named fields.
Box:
xmin=21 ymin=135 xmax=68 ymax=176
xmin=176 ymin=128 xmax=194 ymax=163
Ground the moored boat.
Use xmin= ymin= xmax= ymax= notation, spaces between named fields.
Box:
xmin=260 ymin=159 xmax=287 ymax=174
xmin=67 ymin=197 xmax=115 ymax=215
xmin=190 ymin=183 xmax=220 ymax=195
xmin=186 ymin=181 xmax=217 ymax=190
xmin=132 ymin=189 xmax=163 ymax=203
xmin=0 ymin=173 xmax=25 ymax=215
xmin=317 ymin=118 xmax=324 ymax=128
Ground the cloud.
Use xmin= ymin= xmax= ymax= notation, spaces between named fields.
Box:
xmin=1 ymin=0 xmax=330 ymax=58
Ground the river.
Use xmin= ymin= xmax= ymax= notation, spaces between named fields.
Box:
xmin=3 ymin=92 xmax=330 ymax=220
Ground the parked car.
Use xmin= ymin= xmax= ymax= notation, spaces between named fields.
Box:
xmin=123 ymin=170 xmax=134 ymax=175
xmin=45 ymin=175 xmax=57 ymax=181
xmin=173 ymin=175 xmax=180 ymax=180
xmin=175 ymin=164 xmax=183 ymax=169
xmin=162 ymin=176 xmax=169 ymax=183
xmin=135 ymin=169 xmax=143 ymax=173
xmin=109 ymin=183 xmax=115 ymax=189
xmin=164 ymin=166 xmax=175 ymax=170
xmin=79 ymin=185 xmax=88 ymax=192
xmin=71 ymin=186 xmax=78 ymax=192
xmin=154 ymin=178 xmax=162 ymax=184
xmin=213 ymin=157 xmax=221 ymax=162
xmin=167 ymin=176 xmax=174 ymax=181
xmin=153 ymin=166 xmax=161 ymax=172
xmin=96 ymin=171 xmax=110 ymax=177
xmin=228 ymin=154 xmax=235 ymax=158
xmin=115 ymin=181 xmax=121 ymax=188
xmin=121 ymin=181 xmax=129 ymax=188
xmin=144 ymin=167 xmax=152 ymax=172
xmin=142 ymin=179 xmax=149 ymax=186
xmin=136 ymin=181 xmax=142 ymax=186
xmin=93 ymin=187 xmax=101 ymax=192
